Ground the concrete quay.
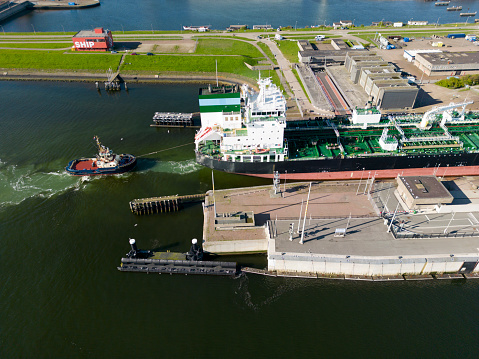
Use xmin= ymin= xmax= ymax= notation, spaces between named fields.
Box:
xmin=202 ymin=178 xmax=479 ymax=278
xmin=0 ymin=1 xmax=29 ymax=23
xmin=29 ymin=0 xmax=100 ymax=9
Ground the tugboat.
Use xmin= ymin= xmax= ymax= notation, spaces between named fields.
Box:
xmin=66 ymin=136 xmax=137 ymax=176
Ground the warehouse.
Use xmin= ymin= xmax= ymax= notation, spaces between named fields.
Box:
xmin=349 ymin=58 xmax=388 ymax=83
xmin=359 ymin=65 xmax=397 ymax=87
xmin=364 ymin=72 xmax=402 ymax=95
xmin=344 ymin=53 xmax=379 ymax=72
xmin=72 ymin=27 xmax=114 ymax=51
xmin=403 ymin=49 xmax=442 ymax=63
xmin=298 ymin=49 xmax=368 ymax=64
xmin=371 ymin=80 xmax=419 ymax=110
xmin=414 ymin=51 xmax=479 ymax=76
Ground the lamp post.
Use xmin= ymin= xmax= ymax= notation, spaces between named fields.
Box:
xmin=436 ymin=17 xmax=440 ymax=28
xmin=295 ymin=20 xmax=297 ymax=31
xmin=61 ymin=24 xmax=65 ymax=34
xmin=121 ymin=24 xmax=124 ymax=34
xmin=0 ymin=25 xmax=4 ymax=35
xmin=31 ymin=24 xmax=36 ymax=34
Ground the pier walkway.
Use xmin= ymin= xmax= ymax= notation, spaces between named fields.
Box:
xmin=129 ymin=193 xmax=205 ymax=215
xmin=201 ymin=178 xmax=479 ymax=277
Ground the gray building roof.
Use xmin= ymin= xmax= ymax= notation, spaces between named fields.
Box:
xmin=399 ymin=176 xmax=452 ymax=200
xmin=74 ymin=29 xmax=110 ymax=38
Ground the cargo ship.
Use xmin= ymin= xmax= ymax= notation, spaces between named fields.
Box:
xmin=66 ymin=136 xmax=136 ymax=176
xmin=194 ymin=78 xmax=479 ymax=180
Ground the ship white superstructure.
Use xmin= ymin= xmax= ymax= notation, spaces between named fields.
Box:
xmin=195 ymin=77 xmax=288 ymax=162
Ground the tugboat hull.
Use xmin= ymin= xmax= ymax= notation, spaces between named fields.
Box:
xmin=66 ymin=154 xmax=137 ymax=176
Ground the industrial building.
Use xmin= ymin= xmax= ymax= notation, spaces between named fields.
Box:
xmin=414 ymin=51 xmax=479 ymax=76
xmin=403 ymin=49 xmax=443 ymax=63
xmin=298 ymin=49 xmax=368 ymax=64
xmin=343 ymin=52 xmax=418 ymax=110
xmin=297 ymin=40 xmax=417 ymax=112
xmin=396 ymin=176 xmax=454 ymax=210
xmin=331 ymin=39 xmax=349 ymax=50
xmin=72 ymin=27 xmax=114 ymax=51
xmin=371 ymin=79 xmax=418 ymax=110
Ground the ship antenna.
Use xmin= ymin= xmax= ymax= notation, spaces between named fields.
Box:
xmin=94 ymin=135 xmax=102 ymax=152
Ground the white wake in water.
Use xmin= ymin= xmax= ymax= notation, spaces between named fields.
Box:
xmin=140 ymin=159 xmax=202 ymax=175
xmin=0 ymin=161 xmax=93 ymax=208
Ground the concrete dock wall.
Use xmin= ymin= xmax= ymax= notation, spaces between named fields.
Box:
xmin=0 ymin=1 xmax=30 ymax=23
xmin=204 ymin=238 xmax=267 ymax=254
xmin=268 ymin=253 xmax=479 ymax=276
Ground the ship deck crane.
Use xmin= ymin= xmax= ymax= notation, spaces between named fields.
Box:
xmin=418 ymin=101 xmax=473 ymax=130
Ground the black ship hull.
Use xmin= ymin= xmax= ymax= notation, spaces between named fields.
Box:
xmin=196 ymin=152 xmax=479 ymax=180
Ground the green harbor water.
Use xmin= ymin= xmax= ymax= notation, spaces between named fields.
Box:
xmin=1 ymin=81 xmax=479 ymax=358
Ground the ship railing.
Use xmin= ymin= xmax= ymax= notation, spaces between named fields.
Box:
xmin=403 ymin=136 xmax=455 ymax=143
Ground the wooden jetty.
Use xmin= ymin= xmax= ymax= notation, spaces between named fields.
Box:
xmin=129 ymin=193 xmax=206 ymax=215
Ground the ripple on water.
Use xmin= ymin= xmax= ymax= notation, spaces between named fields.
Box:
xmin=137 ymin=159 xmax=202 ymax=175
xmin=0 ymin=161 xmax=84 ymax=209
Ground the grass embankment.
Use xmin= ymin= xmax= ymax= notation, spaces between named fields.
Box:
xmin=0 ymin=36 xmax=283 ymax=87
xmin=0 ymin=50 xmax=122 ymax=71
xmin=436 ymin=75 xmax=479 ymax=89
xmin=194 ymin=35 xmax=255 ymax=42
xmin=257 ymin=42 xmax=278 ymax=65
xmin=0 ymin=43 xmax=70 ymax=49
xmin=121 ymin=55 xmax=258 ymax=79
xmin=274 ymin=40 xmax=300 ymax=63
xmin=121 ymin=38 xmax=270 ymax=83
xmin=195 ymin=38 xmax=263 ymax=57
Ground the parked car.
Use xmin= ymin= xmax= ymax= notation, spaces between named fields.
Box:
xmin=131 ymin=52 xmax=138 ymax=55
xmin=146 ymin=52 xmax=154 ymax=56
xmin=111 ymin=50 xmax=118 ymax=54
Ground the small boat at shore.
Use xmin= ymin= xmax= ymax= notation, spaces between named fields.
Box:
xmin=460 ymin=11 xmax=477 ymax=16
xmin=66 ymin=136 xmax=136 ymax=176
xmin=447 ymin=6 xmax=462 ymax=11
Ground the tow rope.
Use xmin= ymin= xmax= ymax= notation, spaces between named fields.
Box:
xmin=136 ymin=142 xmax=195 ymax=158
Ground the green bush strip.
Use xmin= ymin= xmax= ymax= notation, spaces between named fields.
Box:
xmin=292 ymin=68 xmax=311 ymax=103
xmin=436 ymin=75 xmax=479 ymax=89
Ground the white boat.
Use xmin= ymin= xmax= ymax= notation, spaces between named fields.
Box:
xmin=182 ymin=25 xmax=211 ymax=32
